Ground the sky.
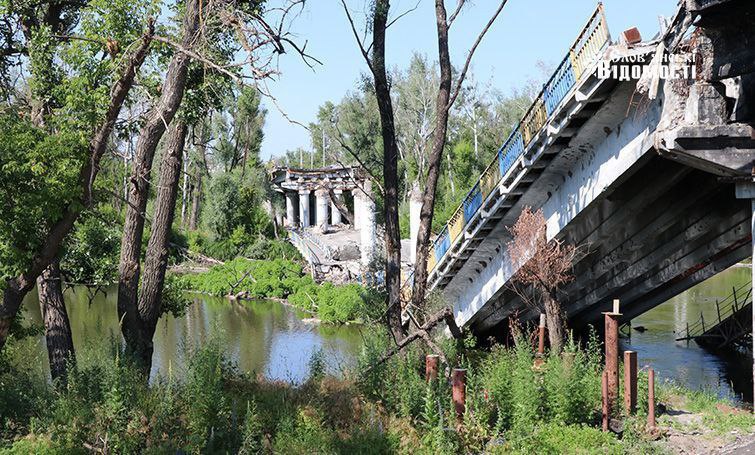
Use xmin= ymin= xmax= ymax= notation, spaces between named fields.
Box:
xmin=259 ymin=0 xmax=679 ymax=160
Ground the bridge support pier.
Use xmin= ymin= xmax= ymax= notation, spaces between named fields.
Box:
xmin=356 ymin=180 xmax=376 ymax=269
xmin=409 ymin=182 xmax=422 ymax=264
xmin=298 ymin=189 xmax=311 ymax=228
xmin=331 ymin=189 xmax=342 ymax=225
xmin=315 ymin=188 xmax=329 ymax=232
xmin=734 ymin=182 xmax=755 ymax=410
xmin=285 ymin=191 xmax=297 ymax=227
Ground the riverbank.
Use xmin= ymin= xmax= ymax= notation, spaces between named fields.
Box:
xmin=2 ymin=324 xmax=753 ymax=454
xmin=176 ymin=257 xmax=383 ymax=324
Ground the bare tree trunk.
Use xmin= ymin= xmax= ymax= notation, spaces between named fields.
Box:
xmin=411 ymin=0 xmax=452 ymax=311
xmin=544 ymin=294 xmax=565 ymax=354
xmin=37 ymin=258 xmax=75 ymax=385
xmin=446 ymin=148 xmax=455 ymax=196
xmin=0 ymin=25 xmax=154 ymax=350
xmin=118 ymin=0 xmax=199 ymax=366
xmin=371 ymin=0 xmax=405 ymax=339
xmin=133 ymin=120 xmax=187 ymax=371
xmin=189 ymin=171 xmax=201 ymax=230
xmin=180 ymin=147 xmax=189 ymax=226
xmin=189 ymin=125 xmax=207 ymax=231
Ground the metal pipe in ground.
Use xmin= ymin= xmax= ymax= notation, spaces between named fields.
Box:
xmin=601 ymin=370 xmax=609 ymax=432
xmin=425 ymin=354 xmax=439 ymax=382
xmin=537 ymin=313 xmax=546 ymax=356
xmin=604 ymin=299 xmax=621 ymax=416
xmin=624 ymin=351 xmax=638 ymax=415
xmin=452 ymin=368 xmax=466 ymax=421
xmin=648 ymin=368 xmax=656 ymax=429
xmin=534 ymin=313 xmax=546 ymax=368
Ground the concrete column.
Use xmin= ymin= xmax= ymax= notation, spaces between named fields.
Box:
xmin=734 ymin=182 xmax=755 ymax=406
xmin=285 ymin=191 xmax=296 ymax=227
xmin=298 ymin=189 xmax=311 ymax=228
xmin=315 ymin=188 xmax=329 ymax=231
xmin=331 ymin=189 xmax=342 ymax=225
xmin=356 ymin=180 xmax=376 ymax=268
xmin=352 ymin=189 xmax=362 ymax=229
xmin=409 ymin=182 xmax=422 ymax=264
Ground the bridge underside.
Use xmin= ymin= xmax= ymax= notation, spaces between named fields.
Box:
xmin=471 ymin=156 xmax=751 ymax=336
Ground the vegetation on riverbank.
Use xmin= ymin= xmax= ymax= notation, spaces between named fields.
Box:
xmin=2 ymin=326 xmax=752 ymax=454
xmin=177 ymin=258 xmax=382 ymax=324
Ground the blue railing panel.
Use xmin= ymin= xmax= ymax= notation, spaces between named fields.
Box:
xmin=544 ymin=58 xmax=576 ymax=115
xmin=434 ymin=227 xmax=450 ymax=261
xmin=498 ymin=130 xmax=524 ymax=178
xmin=463 ymin=184 xmax=483 ymax=222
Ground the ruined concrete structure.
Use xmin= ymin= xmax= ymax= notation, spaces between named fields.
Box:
xmin=271 ymin=166 xmax=378 ymax=270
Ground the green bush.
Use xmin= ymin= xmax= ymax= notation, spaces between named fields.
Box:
xmin=181 ymin=258 xmax=377 ymax=323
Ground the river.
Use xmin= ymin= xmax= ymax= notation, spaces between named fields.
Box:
xmin=18 ymin=266 xmax=752 ymax=401
xmin=624 ymin=265 xmax=752 ymax=404
xmin=20 ymin=289 xmax=364 ymax=384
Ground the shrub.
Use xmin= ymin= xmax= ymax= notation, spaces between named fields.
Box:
xmin=181 ymin=258 xmax=376 ymax=323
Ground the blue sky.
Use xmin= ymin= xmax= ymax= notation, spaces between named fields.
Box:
xmin=260 ymin=0 xmax=678 ymax=159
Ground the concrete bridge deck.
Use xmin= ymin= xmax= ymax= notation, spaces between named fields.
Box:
xmin=418 ymin=0 xmax=755 ymax=336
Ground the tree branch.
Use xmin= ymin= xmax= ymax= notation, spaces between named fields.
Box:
xmin=339 ymin=0 xmax=373 ymax=73
xmin=447 ymin=0 xmax=508 ymax=110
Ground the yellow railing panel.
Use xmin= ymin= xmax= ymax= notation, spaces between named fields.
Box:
xmin=427 ymin=245 xmax=436 ymax=273
xmin=521 ymin=97 xmax=547 ymax=146
xmin=448 ymin=207 xmax=465 ymax=244
xmin=480 ymin=158 xmax=501 ymax=200
xmin=569 ymin=4 xmax=609 ymax=82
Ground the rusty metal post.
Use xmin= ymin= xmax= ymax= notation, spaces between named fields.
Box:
xmin=601 ymin=370 xmax=609 ymax=431
xmin=647 ymin=368 xmax=656 ymax=429
xmin=537 ymin=313 xmax=546 ymax=356
xmin=425 ymin=354 xmax=439 ymax=382
xmin=603 ymin=299 xmax=621 ymax=416
xmin=623 ymin=351 xmax=638 ymax=415
xmin=452 ymin=368 xmax=466 ymax=421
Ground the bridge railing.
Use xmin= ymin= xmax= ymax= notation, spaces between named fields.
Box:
xmin=677 ymin=280 xmax=752 ymax=341
xmin=288 ymin=229 xmax=321 ymax=265
xmin=425 ymin=3 xmax=610 ymax=277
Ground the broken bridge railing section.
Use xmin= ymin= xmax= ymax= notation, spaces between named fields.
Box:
xmin=288 ymin=228 xmax=322 ymax=267
xmin=676 ymin=281 xmax=753 ymax=351
xmin=422 ymin=4 xmax=610 ymax=279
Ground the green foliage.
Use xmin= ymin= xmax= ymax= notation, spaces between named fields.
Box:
xmin=0 ymin=112 xmax=86 ymax=281
xmin=500 ymin=422 xmax=621 ymax=454
xmin=201 ymin=171 xmax=273 ymax=244
xmin=61 ymin=208 xmax=121 ymax=286
xmin=180 ymin=258 xmax=378 ymax=323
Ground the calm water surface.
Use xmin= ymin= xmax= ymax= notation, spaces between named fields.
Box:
xmin=624 ymin=265 xmax=753 ymax=404
xmin=20 ymin=266 xmax=753 ymax=401
xmin=21 ymin=289 xmax=364 ymax=384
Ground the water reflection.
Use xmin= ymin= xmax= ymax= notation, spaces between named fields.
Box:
xmin=625 ymin=266 xmax=753 ymax=404
xmin=22 ymin=288 xmax=363 ymax=384
xmin=21 ymin=266 xmax=754 ymax=401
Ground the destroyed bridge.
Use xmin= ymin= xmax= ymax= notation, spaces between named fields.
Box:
xmin=278 ymin=0 xmax=755 ymax=343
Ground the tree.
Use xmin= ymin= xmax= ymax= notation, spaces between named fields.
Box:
xmin=0 ymin=14 xmax=155 ymax=351
xmin=341 ymin=0 xmax=404 ymax=338
xmin=133 ymin=120 xmax=189 ymax=368
xmin=117 ymin=0 xmax=202 ymax=369
xmin=410 ymin=0 xmax=507 ymax=314
xmin=507 ymin=207 xmax=578 ymax=354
